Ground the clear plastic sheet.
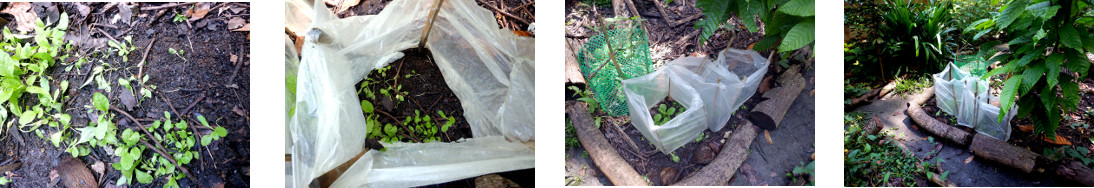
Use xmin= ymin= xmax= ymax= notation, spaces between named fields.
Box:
xmin=288 ymin=0 xmax=535 ymax=187
xmin=623 ymin=49 xmax=767 ymax=154
xmin=933 ymin=62 xmax=1016 ymax=141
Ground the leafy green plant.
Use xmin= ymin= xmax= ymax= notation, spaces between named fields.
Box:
xmin=361 ymin=99 xmax=455 ymax=143
xmin=168 ymin=48 xmax=186 ymax=61
xmin=195 ymin=114 xmax=228 ymax=146
xmin=969 ymin=0 xmax=1094 ymax=138
xmin=107 ymin=36 xmax=136 ymax=62
xmin=568 ymin=85 xmax=600 ymax=113
xmin=891 ymin=75 xmax=932 ymax=96
xmin=879 ymin=0 xmax=956 ymax=72
xmin=358 ymin=65 xmax=410 ymax=108
xmin=845 ymin=112 xmax=922 ymax=186
xmin=653 ymin=102 xmax=683 ymax=125
xmin=172 ymin=12 xmax=188 ymax=23
xmin=695 ymin=0 xmax=814 ymax=53
xmin=668 ymin=152 xmax=680 ymax=163
xmin=0 ymin=13 xmax=73 ymax=153
xmin=789 ymin=161 xmax=815 ymax=186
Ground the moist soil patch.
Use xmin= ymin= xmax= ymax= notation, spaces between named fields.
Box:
xmin=0 ymin=2 xmax=250 ymax=187
xmin=354 ymin=48 xmax=471 ymax=143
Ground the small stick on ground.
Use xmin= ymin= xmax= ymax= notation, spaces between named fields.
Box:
xmin=137 ymin=38 xmax=157 ymax=81
xmin=94 ymin=28 xmax=120 ymax=46
xmin=181 ymin=94 xmax=206 ymax=116
xmin=652 ymin=0 xmax=672 ymax=26
xmin=670 ymin=14 xmax=703 ymax=28
xmin=141 ymin=2 xmax=198 ymax=11
xmin=110 ymin=107 xmax=195 ymax=181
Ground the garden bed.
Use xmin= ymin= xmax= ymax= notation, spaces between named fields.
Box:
xmin=0 ymin=2 xmax=249 ymax=187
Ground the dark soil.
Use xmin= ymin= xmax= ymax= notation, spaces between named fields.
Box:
xmin=319 ymin=1 xmax=534 ymax=187
xmin=354 ymin=48 xmax=471 ymax=143
xmin=0 ymin=2 xmax=249 ymax=188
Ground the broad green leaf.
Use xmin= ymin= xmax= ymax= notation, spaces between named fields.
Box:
xmin=214 ymin=126 xmax=227 ymax=137
xmin=1060 ymin=25 xmax=1083 ymax=50
xmin=50 ymin=131 xmax=62 ymax=147
xmin=779 ymin=19 xmax=815 ymax=52
xmin=57 ymin=12 xmax=69 ymax=31
xmin=201 ymin=136 xmax=213 ymax=146
xmin=996 ymin=0 xmax=1027 ymax=29
xmin=197 ymin=115 xmax=209 ymax=127
xmin=1046 ymin=54 xmax=1062 ymax=88
xmin=999 ymin=75 xmax=1022 ymax=122
xmin=1062 ymin=81 xmax=1080 ymax=112
xmin=135 ymin=170 xmax=153 ymax=184
xmin=18 ymin=110 xmax=35 ymax=125
xmin=361 ymin=100 xmax=374 ymax=114
xmin=176 ymin=121 xmax=187 ymax=130
xmin=92 ymin=92 xmax=109 ymax=112
xmin=777 ymin=0 xmax=814 ymax=17
xmin=1020 ymin=64 xmax=1044 ymax=95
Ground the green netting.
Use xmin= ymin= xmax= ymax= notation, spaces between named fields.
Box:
xmin=954 ymin=54 xmax=988 ymax=77
xmin=577 ymin=27 xmax=653 ymax=116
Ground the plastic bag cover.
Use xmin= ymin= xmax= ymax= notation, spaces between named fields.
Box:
xmin=933 ymin=62 xmax=1016 ymax=141
xmin=289 ymin=0 xmax=534 ymax=187
xmin=623 ymin=49 xmax=767 ymax=154
xmin=330 ymin=136 xmax=535 ymax=188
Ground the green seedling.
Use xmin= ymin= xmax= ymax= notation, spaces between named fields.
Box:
xmin=0 ymin=176 xmax=9 ymax=185
xmin=669 ymin=152 xmax=680 ymax=163
xmin=107 ymin=36 xmax=136 ymax=62
xmin=168 ymin=48 xmax=186 ymax=61
xmin=172 ymin=12 xmax=187 ymax=23
xmin=653 ymin=103 xmax=682 ymax=125
xmin=196 ymin=114 xmax=228 ymax=146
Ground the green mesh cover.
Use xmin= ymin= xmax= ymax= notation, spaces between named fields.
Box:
xmin=954 ymin=55 xmax=988 ymax=77
xmin=577 ymin=27 xmax=653 ymax=116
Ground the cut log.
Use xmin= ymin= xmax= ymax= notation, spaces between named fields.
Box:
xmin=565 ymin=39 xmax=587 ymax=100
xmin=906 ymin=102 xmax=971 ymax=145
xmin=567 ymin=101 xmax=647 ymax=186
xmin=969 ymin=134 xmax=1037 ymax=173
xmin=674 ymin=65 xmax=806 ymax=185
xmin=1053 ymin=160 xmax=1094 ymax=186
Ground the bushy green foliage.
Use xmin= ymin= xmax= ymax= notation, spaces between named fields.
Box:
xmin=880 ymin=0 xmax=956 ymax=72
xmin=653 ymin=103 xmax=682 ymax=125
xmin=845 ymin=112 xmax=922 ymax=186
xmin=969 ymin=0 xmax=1094 ymax=138
xmin=695 ymin=0 xmax=814 ymax=53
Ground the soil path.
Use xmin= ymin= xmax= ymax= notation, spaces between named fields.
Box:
xmin=849 ymin=94 xmax=1060 ymax=186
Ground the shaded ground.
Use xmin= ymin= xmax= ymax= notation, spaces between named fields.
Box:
xmin=849 ymin=92 xmax=1072 ymax=186
xmin=0 ymin=2 xmax=250 ymax=188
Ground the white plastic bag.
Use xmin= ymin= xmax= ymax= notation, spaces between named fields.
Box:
xmin=933 ymin=62 xmax=1016 ymax=141
xmin=623 ymin=49 xmax=767 ymax=154
xmin=289 ymin=0 xmax=535 ymax=187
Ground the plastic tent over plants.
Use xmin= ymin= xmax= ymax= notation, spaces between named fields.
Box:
xmin=286 ymin=0 xmax=535 ymax=187
xmin=624 ymin=49 xmax=768 ymax=154
xmin=933 ymin=62 xmax=1016 ymax=141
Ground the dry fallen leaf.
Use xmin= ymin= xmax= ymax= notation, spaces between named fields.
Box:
xmin=90 ymin=161 xmax=104 ymax=176
xmin=764 ymin=130 xmax=773 ymax=144
xmin=1018 ymin=124 xmax=1034 ymax=132
xmin=227 ymin=17 xmax=247 ymax=30
xmin=232 ymin=23 xmax=250 ymax=32
xmin=186 ymin=2 xmax=213 ymax=21
xmin=1 ymin=2 xmax=38 ymax=32
xmin=964 ymin=155 xmax=974 ymax=164
xmin=513 ymin=30 xmax=533 ymax=37
xmin=333 ymin=0 xmax=362 ymax=14
xmin=230 ymin=54 xmax=239 ymax=64
xmin=1044 ymin=135 xmax=1073 ymax=145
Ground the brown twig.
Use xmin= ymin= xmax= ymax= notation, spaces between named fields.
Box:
xmin=652 ymin=0 xmax=671 ymax=26
xmin=181 ymin=94 xmax=205 ymax=116
xmin=373 ymin=109 xmax=423 ymax=143
xmin=509 ymin=0 xmax=534 ymax=12
xmin=110 ymin=107 xmax=195 ymax=181
xmin=91 ymin=23 xmax=117 ymax=29
xmin=477 ymin=0 xmax=530 ymax=24
xmin=670 ymin=13 xmax=703 ymax=28
xmin=93 ymin=28 xmax=120 ymax=46
xmin=137 ymin=38 xmax=157 ymax=82
xmin=140 ymin=2 xmax=198 ymax=11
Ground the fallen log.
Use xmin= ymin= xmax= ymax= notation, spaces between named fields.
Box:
xmin=1053 ymin=160 xmax=1094 ymax=186
xmin=567 ymin=101 xmax=647 ymax=186
xmin=969 ymin=134 xmax=1037 ymax=173
xmin=906 ymin=101 xmax=971 ymax=145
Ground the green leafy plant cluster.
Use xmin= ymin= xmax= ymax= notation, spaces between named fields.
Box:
xmin=695 ymin=0 xmax=814 ymax=53
xmin=951 ymin=0 xmax=1003 ymax=45
xmin=361 ymin=100 xmax=456 ymax=143
xmin=652 ymin=102 xmax=683 ymax=125
xmin=106 ymin=36 xmax=136 ymax=62
xmin=172 ymin=12 xmax=188 ymax=23
xmin=1043 ymin=145 xmax=1094 ymax=169
xmin=119 ymin=74 xmax=155 ymax=104
xmin=0 ymin=13 xmax=74 ymax=151
xmin=358 ymin=65 xmax=415 ymax=109
xmin=788 ymin=161 xmax=815 ymax=186
xmin=879 ymin=0 xmax=956 ymax=73
xmin=845 ymin=112 xmax=926 ymax=186
xmin=968 ymin=0 xmax=1094 ymax=138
